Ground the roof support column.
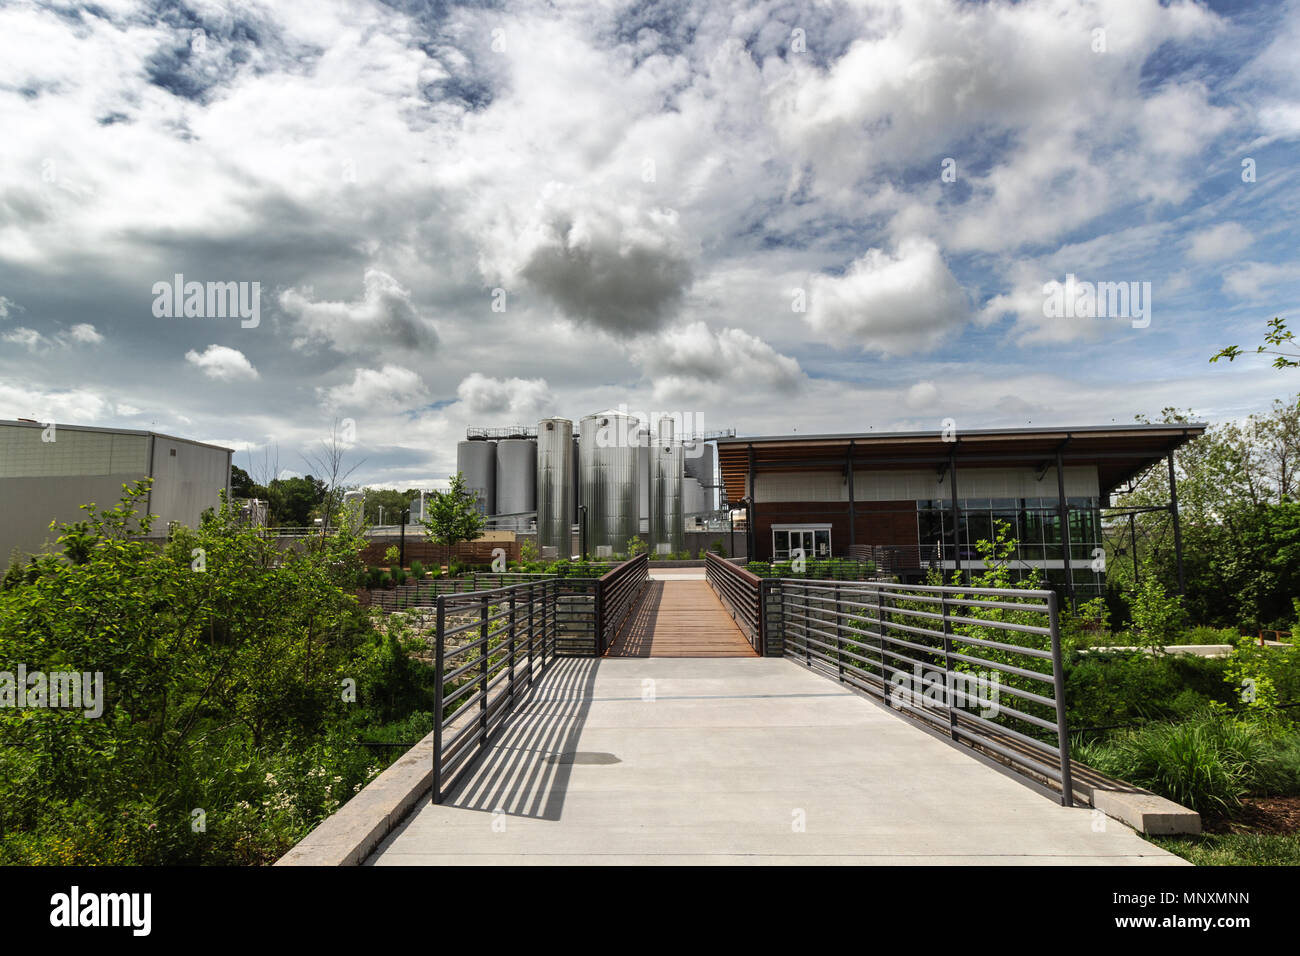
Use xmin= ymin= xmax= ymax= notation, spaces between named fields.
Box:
xmin=847 ymin=440 xmax=855 ymax=556
xmin=1056 ymin=447 xmax=1076 ymax=611
xmin=948 ymin=448 xmax=962 ymax=584
xmin=1168 ymin=451 xmax=1186 ymax=595
xmin=747 ymin=443 xmax=756 ymax=562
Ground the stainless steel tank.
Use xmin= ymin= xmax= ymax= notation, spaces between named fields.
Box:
xmin=682 ymin=477 xmax=706 ymax=520
xmin=495 ymin=438 xmax=537 ymax=519
xmin=649 ymin=417 xmax=685 ymax=555
xmin=578 ymin=411 xmax=640 ymax=557
xmin=536 ymin=419 xmax=573 ymax=559
xmin=636 ymin=423 xmax=650 ymax=535
xmin=456 ymin=439 xmax=495 ymax=515
xmin=684 ymin=438 xmax=715 ymax=512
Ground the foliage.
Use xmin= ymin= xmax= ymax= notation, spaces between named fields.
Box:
xmin=1211 ymin=316 xmax=1300 ymax=370
xmin=1073 ymin=712 xmax=1287 ymax=815
xmin=1126 ymin=568 xmax=1189 ymax=648
xmin=383 ymin=545 xmax=400 ymax=565
xmin=420 ymin=473 xmax=485 ymax=551
xmin=625 ymin=536 xmax=647 ymax=556
xmin=1112 ymin=400 xmax=1300 ymax=629
xmin=0 ymin=482 xmax=435 ymax=865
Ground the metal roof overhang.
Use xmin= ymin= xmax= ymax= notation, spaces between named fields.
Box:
xmin=717 ymin=424 xmax=1207 ymax=504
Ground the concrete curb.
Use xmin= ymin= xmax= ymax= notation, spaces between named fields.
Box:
xmin=275 ymin=729 xmax=437 ymax=866
xmin=1092 ymin=789 xmax=1202 ymax=835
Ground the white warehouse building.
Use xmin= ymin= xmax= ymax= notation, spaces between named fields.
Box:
xmin=0 ymin=420 xmax=232 ymax=564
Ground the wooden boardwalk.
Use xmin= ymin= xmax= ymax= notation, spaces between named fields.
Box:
xmin=606 ymin=580 xmax=758 ymax=657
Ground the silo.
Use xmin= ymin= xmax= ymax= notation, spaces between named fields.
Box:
xmin=636 ymin=423 xmax=650 ymax=535
xmin=684 ymin=438 xmax=715 ymax=512
xmin=456 ymin=439 xmax=496 ymax=515
xmin=537 ymin=418 xmax=573 ymax=559
xmin=649 ymin=418 xmax=685 ymax=555
xmin=495 ymin=438 xmax=537 ymax=521
xmin=683 ymin=477 xmax=706 ymax=520
xmin=579 ymin=411 xmax=640 ymax=557
xmin=572 ymin=436 xmax=580 ymax=522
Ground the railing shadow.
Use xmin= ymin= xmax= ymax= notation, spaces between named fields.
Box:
xmin=604 ymin=581 xmax=662 ymax=657
xmin=441 ymin=656 xmax=601 ymax=820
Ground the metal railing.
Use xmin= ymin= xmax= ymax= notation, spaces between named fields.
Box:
xmin=432 ymin=579 xmax=557 ymax=802
xmin=848 ymin=544 xmax=943 ymax=571
xmin=780 ymin=579 xmax=1072 ymax=805
xmin=429 ymin=554 xmax=650 ymax=800
xmin=705 ymin=552 xmax=766 ymax=654
xmin=597 ymin=553 xmax=649 ymax=653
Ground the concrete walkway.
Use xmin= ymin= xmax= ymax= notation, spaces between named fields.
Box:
xmin=368 ymin=657 xmax=1185 ymax=865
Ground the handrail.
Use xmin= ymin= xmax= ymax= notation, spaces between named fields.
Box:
xmin=433 ymin=579 xmax=557 ymax=802
xmin=705 ymin=552 xmax=766 ymax=654
xmin=597 ymin=553 xmax=650 ymax=654
xmin=777 ymin=575 xmax=1073 ymax=805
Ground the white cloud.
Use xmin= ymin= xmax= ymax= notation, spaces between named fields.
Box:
xmin=319 ymin=365 xmax=429 ymax=411
xmin=805 ymin=238 xmax=969 ymax=354
xmin=2 ymin=327 xmax=45 ymax=350
xmin=1223 ymin=261 xmax=1297 ymax=299
xmin=456 ymin=373 xmax=555 ymax=419
xmin=1188 ymin=222 xmax=1253 ymax=263
xmin=635 ymin=322 xmax=802 ymax=403
xmin=64 ymin=323 xmax=103 ymax=345
xmin=184 ymin=345 xmax=259 ymax=381
xmin=281 ymin=270 xmax=438 ymax=355
xmin=904 ymin=382 xmax=940 ymax=410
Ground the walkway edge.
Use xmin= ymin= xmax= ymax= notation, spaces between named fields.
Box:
xmin=275 ymin=730 xmax=436 ymax=866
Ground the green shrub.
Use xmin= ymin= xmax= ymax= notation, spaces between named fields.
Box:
xmin=409 ymin=559 xmax=424 ymax=579
xmin=1075 ymin=712 xmax=1277 ymax=815
xmin=383 ymin=545 xmax=401 ymax=565
xmin=1127 ymin=571 xmax=1189 ymax=647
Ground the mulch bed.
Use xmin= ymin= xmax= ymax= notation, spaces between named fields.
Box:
xmin=1203 ymin=795 xmax=1300 ymax=835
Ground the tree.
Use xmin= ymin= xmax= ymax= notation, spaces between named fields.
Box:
xmin=1211 ymin=317 xmax=1300 ymax=370
xmin=230 ymin=464 xmax=256 ymax=499
xmin=362 ymin=488 xmax=424 ymax=525
xmin=301 ymin=419 xmax=366 ymax=535
xmin=420 ymin=473 xmax=485 ymax=552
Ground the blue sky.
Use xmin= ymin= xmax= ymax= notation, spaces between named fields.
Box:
xmin=0 ymin=0 xmax=1297 ymax=487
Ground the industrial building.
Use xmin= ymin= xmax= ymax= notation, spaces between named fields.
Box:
xmin=717 ymin=423 xmax=1206 ymax=603
xmin=0 ymin=419 xmax=233 ymax=564
xmin=456 ymin=414 xmax=730 ymax=559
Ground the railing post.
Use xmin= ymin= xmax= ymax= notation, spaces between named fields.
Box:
xmin=479 ymin=592 xmax=489 ymax=751
xmin=432 ymin=596 xmax=446 ymax=804
xmin=876 ymin=584 xmax=889 ymax=705
xmin=594 ymin=578 xmax=605 ymax=656
xmin=508 ymin=588 xmax=518 ymax=709
xmin=835 ymin=584 xmax=844 ymax=680
xmin=1048 ymin=590 xmax=1074 ymax=806
xmin=527 ymin=580 xmax=536 ymax=685
xmin=940 ymin=591 xmax=957 ymax=740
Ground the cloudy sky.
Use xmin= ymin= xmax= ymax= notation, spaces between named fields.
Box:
xmin=1 ymin=0 xmax=1297 ymax=488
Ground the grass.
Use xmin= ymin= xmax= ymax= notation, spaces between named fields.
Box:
xmin=1151 ymin=832 xmax=1300 ymax=866
xmin=1073 ymin=712 xmax=1293 ymax=815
